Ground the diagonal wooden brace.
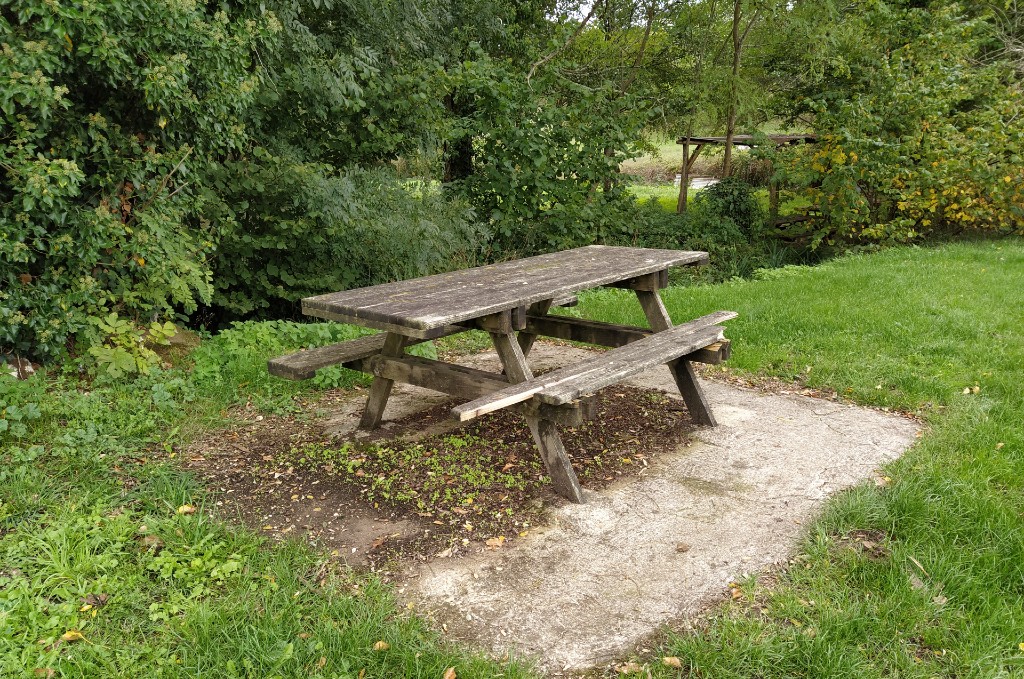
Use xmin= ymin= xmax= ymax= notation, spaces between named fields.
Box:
xmin=357 ymin=332 xmax=409 ymax=430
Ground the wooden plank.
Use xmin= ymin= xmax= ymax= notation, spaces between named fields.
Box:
xmin=358 ymin=333 xmax=408 ymax=430
xmin=521 ymin=314 xmax=732 ymax=362
xmin=268 ymin=334 xmax=386 ymax=380
xmin=691 ymin=340 xmax=731 ymax=365
xmin=523 ymin=314 xmax=650 ymax=348
xmin=537 ymin=325 xmax=726 ymax=405
xmin=517 ymin=300 xmax=553 ymax=359
xmin=268 ymin=329 xmax=463 ymax=380
xmin=299 ymin=309 xmax=463 ymax=340
xmin=302 ymin=246 xmax=708 ymax=334
xmin=528 ymin=416 xmax=584 ymax=503
xmin=347 ymin=354 xmax=594 ymax=426
xmin=668 ymin=357 xmax=715 ymax=426
xmin=368 ymin=355 xmax=508 ymax=401
xmin=451 ymin=312 xmax=736 ymax=418
xmin=522 ymin=396 xmax=598 ymax=427
xmin=635 ymin=289 xmax=673 ymax=333
xmin=453 ymin=386 xmax=545 ymax=421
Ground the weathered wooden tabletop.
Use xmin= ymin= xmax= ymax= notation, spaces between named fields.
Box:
xmin=303 ymin=245 xmax=707 ymax=332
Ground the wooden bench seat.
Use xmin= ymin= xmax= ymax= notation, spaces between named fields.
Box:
xmin=452 ymin=310 xmax=737 ymax=421
xmin=267 ymin=332 xmax=448 ymax=381
xmin=268 ymin=296 xmax=582 ymax=381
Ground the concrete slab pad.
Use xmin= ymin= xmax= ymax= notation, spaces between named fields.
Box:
xmin=398 ymin=344 xmax=920 ymax=672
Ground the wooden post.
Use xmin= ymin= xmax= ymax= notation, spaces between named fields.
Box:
xmin=516 ymin=299 xmax=553 ymax=359
xmin=357 ymin=332 xmax=409 ymax=429
xmin=676 ymin=141 xmax=691 ymax=214
xmin=634 ymin=290 xmax=716 ymax=426
xmin=490 ymin=331 xmax=584 ymax=503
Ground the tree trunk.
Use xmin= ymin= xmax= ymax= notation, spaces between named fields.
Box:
xmin=724 ymin=0 xmax=742 ymax=179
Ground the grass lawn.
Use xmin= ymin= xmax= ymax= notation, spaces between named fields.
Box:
xmin=568 ymin=239 xmax=1024 ymax=677
xmin=2 ymin=240 xmax=1022 ymax=677
xmin=627 ymin=183 xmax=686 ymax=211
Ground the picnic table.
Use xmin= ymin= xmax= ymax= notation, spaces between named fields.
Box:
xmin=269 ymin=245 xmax=736 ymax=503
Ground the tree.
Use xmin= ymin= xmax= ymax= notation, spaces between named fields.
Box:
xmin=772 ymin=0 xmax=1024 ymax=245
xmin=0 ymin=0 xmax=276 ymax=360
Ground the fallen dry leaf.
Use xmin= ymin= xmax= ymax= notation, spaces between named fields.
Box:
xmin=675 ymin=542 xmax=691 ymax=553
xmin=662 ymin=656 xmax=683 ymax=668
xmin=176 ymin=504 xmax=196 ymax=515
xmin=373 ymin=640 xmax=390 ymax=651
xmin=615 ymin=662 xmax=643 ymax=674
xmin=442 ymin=667 xmax=457 ymax=679
xmin=485 ymin=536 xmax=505 ymax=549
xmin=316 ymin=656 xmax=326 ymax=669
xmin=61 ymin=630 xmax=86 ymax=643
xmin=138 ymin=534 xmax=164 ymax=551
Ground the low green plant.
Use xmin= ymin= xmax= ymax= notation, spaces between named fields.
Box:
xmin=0 ymin=317 xmax=533 ymax=677
xmin=280 ymin=436 xmax=536 ymax=515
xmin=86 ymin=313 xmax=178 ymax=378
xmin=0 ymin=374 xmax=44 ymax=440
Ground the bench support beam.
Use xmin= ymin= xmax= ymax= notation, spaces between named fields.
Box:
xmin=490 ymin=330 xmax=584 ymax=504
xmin=636 ymin=290 xmax=716 ymax=426
xmin=353 ymin=354 xmax=594 ymax=427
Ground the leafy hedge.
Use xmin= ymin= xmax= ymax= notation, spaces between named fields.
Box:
xmin=774 ymin=3 xmax=1024 ymax=246
xmin=0 ymin=0 xmax=277 ymax=360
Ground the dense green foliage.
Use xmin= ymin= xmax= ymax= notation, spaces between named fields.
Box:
xmin=0 ymin=0 xmax=275 ymax=359
xmin=2 ymin=0 xmax=1022 ymax=366
xmin=773 ymin=2 xmax=1024 ymax=245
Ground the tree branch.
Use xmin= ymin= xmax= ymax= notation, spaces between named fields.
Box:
xmin=528 ymin=3 xmax=599 ymax=83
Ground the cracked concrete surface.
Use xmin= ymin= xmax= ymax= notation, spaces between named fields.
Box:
xmin=392 ymin=343 xmax=920 ymax=672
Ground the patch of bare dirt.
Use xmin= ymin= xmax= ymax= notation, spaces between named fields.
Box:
xmin=183 ymin=385 xmax=696 ymax=569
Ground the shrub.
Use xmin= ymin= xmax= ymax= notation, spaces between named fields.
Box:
xmin=208 ymin=165 xmax=486 ymax=319
xmin=448 ymin=57 xmax=651 ymax=255
xmin=0 ymin=0 xmax=277 ymax=361
xmin=776 ymin=4 xmax=1024 ymax=246
xmin=690 ymin=178 xmax=767 ymax=241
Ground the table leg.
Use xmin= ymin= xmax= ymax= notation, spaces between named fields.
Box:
xmin=358 ymin=332 xmax=410 ymax=430
xmin=490 ymin=331 xmax=584 ymax=503
xmin=635 ymin=289 xmax=717 ymax=426
xmin=516 ymin=299 xmax=553 ymax=359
